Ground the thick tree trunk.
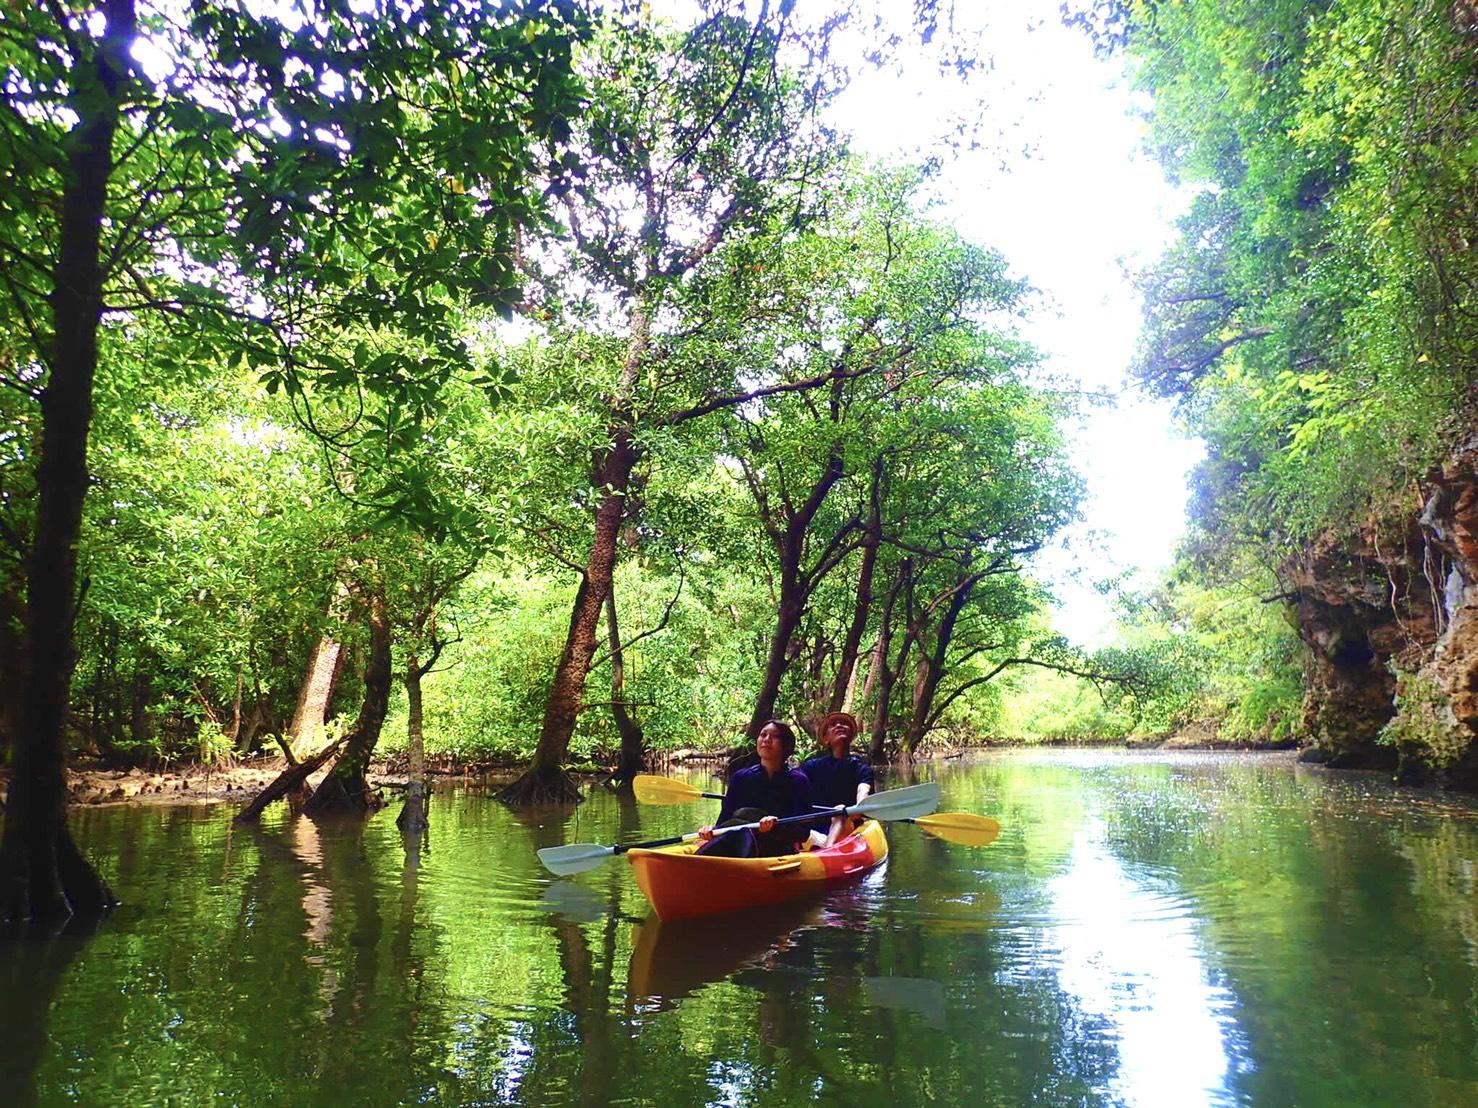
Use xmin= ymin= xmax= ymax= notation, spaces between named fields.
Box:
xmin=858 ymin=635 xmax=884 ymax=720
xmin=500 ymin=436 xmax=637 ymax=806
xmin=604 ymin=590 xmax=646 ymax=790
xmin=306 ymin=591 xmax=392 ymax=814
xmin=841 ymin=642 xmax=862 ymax=714
xmin=288 ymin=634 xmax=344 ymax=758
xmin=396 ymin=648 xmax=428 ymax=833
xmin=0 ymin=1 xmax=132 ymax=924
xmin=0 ymin=573 xmax=24 ymax=759
xmin=504 ymin=305 xmax=649 ymax=805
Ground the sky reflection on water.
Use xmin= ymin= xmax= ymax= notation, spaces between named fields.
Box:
xmin=1049 ymin=820 xmax=1237 ymax=1107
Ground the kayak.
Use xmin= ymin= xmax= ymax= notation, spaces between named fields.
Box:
xmin=626 ymin=818 xmax=888 ymax=921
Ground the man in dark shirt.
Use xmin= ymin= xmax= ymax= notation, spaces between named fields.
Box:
xmin=801 ymin=712 xmax=875 ymax=847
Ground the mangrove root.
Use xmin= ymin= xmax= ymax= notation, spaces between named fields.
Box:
xmin=496 ymin=766 xmax=584 ymax=806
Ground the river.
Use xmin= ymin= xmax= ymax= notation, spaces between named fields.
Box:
xmin=4 ymin=749 xmax=1477 ymax=1106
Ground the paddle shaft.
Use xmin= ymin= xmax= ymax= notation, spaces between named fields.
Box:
xmin=607 ymin=809 xmax=993 ymax=856
xmin=613 ymin=805 xmax=844 ymax=855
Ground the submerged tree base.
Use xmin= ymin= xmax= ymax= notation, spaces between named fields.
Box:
xmin=0 ymin=826 xmax=116 ymax=927
xmin=396 ymin=782 xmax=429 ymax=831
xmin=607 ymin=751 xmax=647 ymax=794
xmin=497 ymin=766 xmax=584 ymax=806
xmin=304 ymin=771 xmax=382 ymax=816
xmin=234 ymin=739 xmax=345 ymax=824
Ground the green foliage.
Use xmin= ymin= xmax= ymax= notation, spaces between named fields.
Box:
xmin=1121 ymin=0 xmax=1478 ymax=547
xmin=1025 ymin=0 xmax=1478 ymax=752
xmin=1 ymin=6 xmax=1098 ymax=770
xmin=1005 ymin=563 xmax=1305 ymax=745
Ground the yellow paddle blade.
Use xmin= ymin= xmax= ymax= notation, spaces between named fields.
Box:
xmin=632 ymin=775 xmax=706 ymax=805
xmin=912 ymin=812 xmax=1000 ymax=848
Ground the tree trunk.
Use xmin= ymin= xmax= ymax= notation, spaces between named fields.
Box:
xmin=903 ymin=571 xmax=979 ymax=756
xmin=500 ymin=435 xmax=637 ymax=806
xmin=0 ymin=572 xmax=25 ymax=759
xmin=604 ymin=590 xmax=646 ymax=790
xmin=396 ymin=648 xmax=428 ymax=833
xmin=868 ymin=564 xmax=908 ymax=763
xmin=747 ymin=560 xmax=807 ymax=742
xmin=287 ymin=634 xmax=344 ymax=758
xmin=226 ymin=667 xmax=244 ymax=747
xmin=503 ymin=302 xmax=650 ymax=806
xmin=233 ymin=736 xmax=347 ymax=824
xmin=829 ymin=463 xmax=883 ymax=714
xmin=745 ymin=451 xmax=848 ymax=743
xmin=858 ymin=635 xmax=884 ymax=720
xmin=306 ymin=590 xmax=392 ymax=815
xmin=0 ymin=1 xmax=132 ymax=924
xmin=128 ymin=660 xmax=151 ymax=754
xmin=841 ymin=645 xmax=862 ymax=715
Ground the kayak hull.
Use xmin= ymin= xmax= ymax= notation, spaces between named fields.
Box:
xmin=626 ymin=819 xmax=888 ymax=921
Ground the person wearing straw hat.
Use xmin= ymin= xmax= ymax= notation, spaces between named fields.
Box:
xmin=801 ymin=712 xmax=875 ymax=847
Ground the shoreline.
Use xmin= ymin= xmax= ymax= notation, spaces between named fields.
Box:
xmin=0 ymin=736 xmax=1302 ymax=809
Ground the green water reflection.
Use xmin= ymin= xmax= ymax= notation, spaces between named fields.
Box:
xmin=4 ymin=751 xmax=1478 ymax=1106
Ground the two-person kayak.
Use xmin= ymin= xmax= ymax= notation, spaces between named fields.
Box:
xmin=626 ymin=819 xmax=888 ymax=921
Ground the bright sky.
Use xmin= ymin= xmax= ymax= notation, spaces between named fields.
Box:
xmin=831 ymin=1 xmax=1204 ymax=645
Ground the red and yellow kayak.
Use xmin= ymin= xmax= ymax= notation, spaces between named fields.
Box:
xmin=626 ymin=819 xmax=888 ymax=921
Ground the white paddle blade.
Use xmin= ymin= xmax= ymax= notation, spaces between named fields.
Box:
xmin=854 ymin=781 xmax=941 ymax=821
xmin=537 ymin=842 xmax=617 ymax=877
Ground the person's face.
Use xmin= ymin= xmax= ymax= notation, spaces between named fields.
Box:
xmin=825 ymin=719 xmax=855 ymax=755
xmin=757 ymin=723 xmax=787 ymax=767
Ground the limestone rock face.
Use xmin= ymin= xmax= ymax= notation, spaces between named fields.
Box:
xmin=1285 ymin=522 xmax=1431 ymax=770
xmin=1289 ymin=435 xmax=1478 ymax=788
xmin=1409 ymin=439 xmax=1478 ymax=788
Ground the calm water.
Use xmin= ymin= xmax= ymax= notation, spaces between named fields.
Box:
xmin=5 ymin=750 xmax=1478 ymax=1107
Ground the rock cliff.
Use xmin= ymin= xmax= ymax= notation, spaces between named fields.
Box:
xmin=1287 ymin=437 xmax=1478 ymax=789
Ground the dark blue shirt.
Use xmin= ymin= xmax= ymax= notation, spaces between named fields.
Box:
xmin=800 ymin=753 xmax=876 ymax=809
xmin=718 ymin=764 xmax=814 ymax=845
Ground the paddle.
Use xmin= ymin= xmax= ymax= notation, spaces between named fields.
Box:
xmin=906 ymin=812 xmax=1000 ymax=848
xmin=632 ymin=775 xmax=723 ymax=805
xmin=633 ymin=773 xmax=999 ymax=849
xmin=537 ymin=781 xmax=942 ymax=877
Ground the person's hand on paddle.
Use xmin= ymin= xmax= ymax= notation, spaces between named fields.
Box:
xmin=758 ymin=815 xmax=777 ymax=833
xmin=698 ymin=826 xmax=715 ymax=841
